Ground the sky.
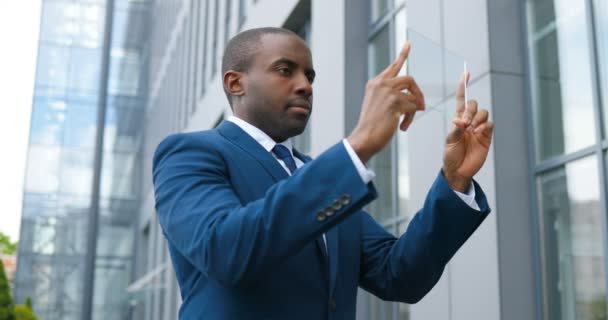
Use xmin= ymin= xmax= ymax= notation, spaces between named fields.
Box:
xmin=0 ymin=1 xmax=42 ymax=242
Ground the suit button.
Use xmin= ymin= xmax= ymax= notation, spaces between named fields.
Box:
xmin=340 ymin=194 xmax=351 ymax=205
xmin=329 ymin=298 xmax=337 ymax=311
xmin=316 ymin=211 xmax=326 ymax=222
xmin=331 ymin=200 xmax=342 ymax=211
xmin=325 ymin=208 xmax=335 ymax=217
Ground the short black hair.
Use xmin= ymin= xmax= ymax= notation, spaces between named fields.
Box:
xmin=221 ymin=27 xmax=301 ymax=106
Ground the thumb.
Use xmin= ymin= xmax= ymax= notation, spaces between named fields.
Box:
xmin=446 ymin=119 xmax=467 ymax=144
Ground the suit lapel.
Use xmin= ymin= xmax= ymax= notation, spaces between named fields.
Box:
xmin=218 ymin=123 xmax=339 ymax=293
xmin=217 ymin=121 xmax=288 ymax=182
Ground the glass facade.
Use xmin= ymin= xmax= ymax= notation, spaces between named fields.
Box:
xmin=527 ymin=0 xmax=608 ymax=319
xmin=14 ymin=0 xmax=149 ymax=319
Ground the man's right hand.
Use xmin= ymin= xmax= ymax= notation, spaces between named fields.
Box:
xmin=347 ymin=43 xmax=425 ymax=164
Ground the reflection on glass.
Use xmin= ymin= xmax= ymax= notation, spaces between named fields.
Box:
xmin=25 ymin=146 xmax=61 ymax=193
xmin=104 ymin=105 xmax=144 ymax=151
xmin=39 ymin=1 xmax=77 ymax=45
xmin=30 ymin=99 xmax=66 ymax=146
xmin=36 ymin=44 xmax=70 ymax=88
xmin=538 ymin=156 xmax=605 ymax=320
xmin=92 ymin=257 xmax=132 ymax=319
xmin=528 ymin=0 xmax=596 ymax=161
xmin=109 ymin=48 xmax=142 ymax=96
xmin=60 ymin=150 xmax=94 ymax=196
xmin=69 ymin=47 xmax=102 ymax=93
xmin=371 ymin=0 xmax=390 ymax=22
xmin=74 ymin=3 xmax=105 ymax=48
xmin=101 ymin=152 xmax=139 ymax=199
xmin=64 ymin=105 xmax=97 ymax=148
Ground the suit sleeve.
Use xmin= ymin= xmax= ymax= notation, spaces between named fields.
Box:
xmin=358 ymin=171 xmax=491 ymax=303
xmin=152 ymin=133 xmax=377 ymax=288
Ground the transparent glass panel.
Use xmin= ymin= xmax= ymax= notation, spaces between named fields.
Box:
xmin=39 ymin=1 xmax=77 ymax=45
xmin=68 ymin=47 xmax=103 ymax=93
xmin=36 ymin=44 xmax=71 ymax=89
xmin=63 ymin=105 xmax=97 ymax=148
xmin=406 ymin=29 xmax=465 ymax=110
xmin=528 ymin=0 xmax=596 ymax=161
xmin=100 ymin=152 xmax=139 ymax=199
xmin=30 ymin=98 xmax=67 ymax=146
xmin=97 ymin=220 xmax=134 ymax=257
xmin=108 ymin=48 xmax=142 ymax=96
xmin=25 ymin=146 xmax=61 ymax=193
xmin=59 ymin=149 xmax=94 ymax=196
xmin=73 ymin=3 xmax=105 ymax=48
xmin=104 ymin=105 xmax=143 ymax=151
xmin=538 ymin=156 xmax=605 ymax=320
xmin=92 ymin=258 xmax=133 ymax=320
xmin=111 ymin=8 xmax=147 ymax=48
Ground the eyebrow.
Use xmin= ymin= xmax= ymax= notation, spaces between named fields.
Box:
xmin=271 ymin=57 xmax=316 ymax=79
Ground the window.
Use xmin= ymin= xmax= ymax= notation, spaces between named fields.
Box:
xmin=538 ymin=157 xmax=605 ymax=320
xmin=527 ymin=0 xmax=596 ymax=161
xmin=366 ymin=1 xmax=409 ymax=319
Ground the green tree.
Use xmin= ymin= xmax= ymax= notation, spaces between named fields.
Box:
xmin=0 ymin=233 xmax=17 ymax=256
xmin=14 ymin=305 xmax=37 ymax=320
xmin=0 ymin=262 xmax=15 ymax=320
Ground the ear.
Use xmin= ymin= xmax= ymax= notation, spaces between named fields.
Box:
xmin=223 ymin=70 xmax=245 ymax=97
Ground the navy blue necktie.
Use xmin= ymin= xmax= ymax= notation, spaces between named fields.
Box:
xmin=272 ymin=144 xmax=298 ymax=174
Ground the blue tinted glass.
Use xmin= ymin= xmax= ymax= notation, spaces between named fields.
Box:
xmin=64 ymin=105 xmax=97 ymax=148
xmin=36 ymin=44 xmax=70 ymax=88
xmin=68 ymin=47 xmax=102 ymax=93
xmin=30 ymin=98 xmax=67 ymax=146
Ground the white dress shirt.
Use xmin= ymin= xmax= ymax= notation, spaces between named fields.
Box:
xmin=226 ymin=116 xmax=480 ymax=235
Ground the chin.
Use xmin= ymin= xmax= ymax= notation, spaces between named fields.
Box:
xmin=285 ymin=121 xmax=308 ymax=138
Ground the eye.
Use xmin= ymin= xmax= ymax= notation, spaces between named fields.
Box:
xmin=278 ymin=67 xmax=292 ymax=76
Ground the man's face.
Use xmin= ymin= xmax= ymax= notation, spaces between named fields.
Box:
xmin=237 ymin=33 xmax=315 ymax=142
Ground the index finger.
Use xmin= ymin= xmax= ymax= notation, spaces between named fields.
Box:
xmin=455 ymin=71 xmax=470 ymax=117
xmin=388 ymin=75 xmax=426 ymax=110
xmin=378 ymin=42 xmax=411 ymax=79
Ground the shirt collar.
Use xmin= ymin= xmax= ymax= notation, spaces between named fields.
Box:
xmin=227 ymin=115 xmax=294 ymax=155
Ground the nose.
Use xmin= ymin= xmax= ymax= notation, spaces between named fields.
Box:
xmin=294 ymin=72 xmax=313 ymax=98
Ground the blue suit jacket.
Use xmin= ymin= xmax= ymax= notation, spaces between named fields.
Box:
xmin=152 ymin=121 xmax=490 ymax=319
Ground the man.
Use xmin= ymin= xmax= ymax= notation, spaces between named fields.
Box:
xmin=153 ymin=27 xmax=493 ymax=319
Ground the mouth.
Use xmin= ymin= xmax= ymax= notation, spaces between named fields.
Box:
xmin=287 ymin=100 xmax=311 ymax=114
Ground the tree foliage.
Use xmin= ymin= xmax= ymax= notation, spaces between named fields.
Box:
xmin=0 ymin=262 xmax=15 ymax=320
xmin=0 ymin=233 xmax=17 ymax=256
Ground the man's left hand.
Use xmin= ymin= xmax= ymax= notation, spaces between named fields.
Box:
xmin=442 ymin=72 xmax=494 ymax=193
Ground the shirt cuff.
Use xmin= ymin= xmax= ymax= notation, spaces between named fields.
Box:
xmin=453 ymin=182 xmax=481 ymax=211
xmin=342 ymin=139 xmax=376 ymax=184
